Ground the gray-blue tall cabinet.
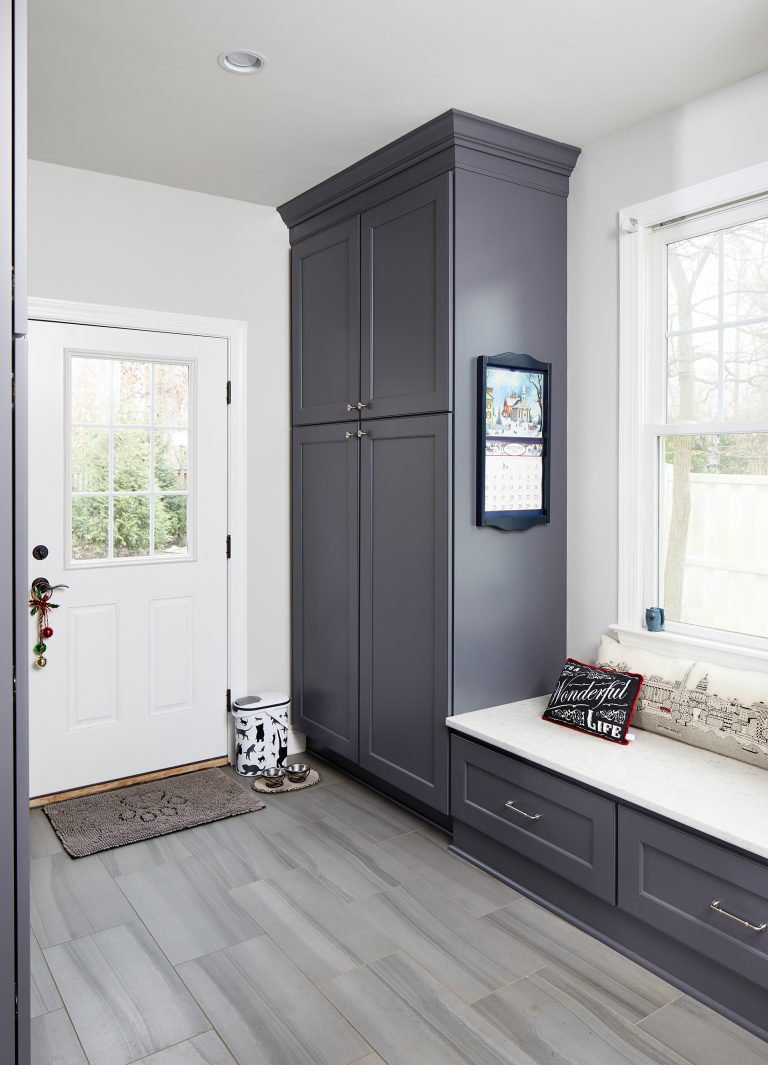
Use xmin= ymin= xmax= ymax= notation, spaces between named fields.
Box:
xmin=278 ymin=111 xmax=580 ymax=821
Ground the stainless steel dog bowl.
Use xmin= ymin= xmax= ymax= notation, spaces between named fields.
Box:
xmin=261 ymin=767 xmax=286 ymax=788
xmin=285 ymin=763 xmax=311 ymax=783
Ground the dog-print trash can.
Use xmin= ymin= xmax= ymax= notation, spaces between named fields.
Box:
xmin=232 ymin=692 xmax=290 ymax=776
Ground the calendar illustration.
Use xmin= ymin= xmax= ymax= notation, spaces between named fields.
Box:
xmin=477 ymin=353 xmax=550 ymax=531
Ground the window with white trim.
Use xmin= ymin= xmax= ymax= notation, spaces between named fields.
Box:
xmin=646 ymin=198 xmax=768 ymax=646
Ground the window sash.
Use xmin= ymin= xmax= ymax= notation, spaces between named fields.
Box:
xmin=646 ymin=200 xmax=768 ymax=647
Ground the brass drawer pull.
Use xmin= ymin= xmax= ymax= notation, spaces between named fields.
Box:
xmin=710 ymin=900 xmax=767 ymax=933
xmin=505 ymin=800 xmax=542 ymax=821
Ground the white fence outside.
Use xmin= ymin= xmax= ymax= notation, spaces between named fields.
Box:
xmin=661 ymin=469 xmax=768 ymax=639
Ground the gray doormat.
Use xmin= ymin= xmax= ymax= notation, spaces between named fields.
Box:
xmin=44 ymin=768 xmax=266 ymax=858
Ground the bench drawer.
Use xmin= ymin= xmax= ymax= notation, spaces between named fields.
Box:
xmin=618 ymin=808 xmax=768 ymax=990
xmin=450 ymin=735 xmax=616 ymax=902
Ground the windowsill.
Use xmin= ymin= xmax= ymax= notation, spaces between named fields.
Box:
xmin=609 ymin=624 xmax=768 ymax=674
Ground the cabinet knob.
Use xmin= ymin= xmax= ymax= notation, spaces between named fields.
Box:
xmin=345 ymin=431 xmax=355 ymax=439
xmin=356 ymin=401 xmax=368 ymax=410
xmin=357 ymin=430 xmax=369 ymax=438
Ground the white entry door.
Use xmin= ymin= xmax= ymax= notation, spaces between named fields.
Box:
xmin=27 ymin=321 xmax=229 ymax=797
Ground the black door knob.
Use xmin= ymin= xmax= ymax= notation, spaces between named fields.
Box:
xmin=32 ymin=545 xmax=48 ymax=561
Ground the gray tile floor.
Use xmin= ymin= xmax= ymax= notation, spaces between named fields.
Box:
xmin=30 ymin=756 xmax=768 ymax=1065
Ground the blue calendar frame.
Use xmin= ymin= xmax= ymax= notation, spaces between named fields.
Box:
xmin=476 ymin=352 xmax=551 ymax=531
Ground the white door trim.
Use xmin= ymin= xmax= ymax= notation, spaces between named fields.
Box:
xmin=27 ymin=297 xmax=248 ymax=751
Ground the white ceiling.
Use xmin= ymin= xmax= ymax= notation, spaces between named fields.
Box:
xmin=29 ymin=0 xmax=768 ymax=206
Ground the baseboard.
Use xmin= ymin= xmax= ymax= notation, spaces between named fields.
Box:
xmin=306 ymin=741 xmax=452 ymax=832
xmin=288 ymin=727 xmax=306 ymax=756
xmin=29 ymin=755 xmax=229 ymax=807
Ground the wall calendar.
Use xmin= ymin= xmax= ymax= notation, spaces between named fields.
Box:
xmin=476 ymin=352 xmax=551 ymax=531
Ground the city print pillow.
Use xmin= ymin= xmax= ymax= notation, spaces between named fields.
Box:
xmin=542 ymin=659 xmax=644 ymax=745
xmin=597 ymin=635 xmax=768 ymax=770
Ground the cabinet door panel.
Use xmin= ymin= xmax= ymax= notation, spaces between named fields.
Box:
xmin=451 ymin=737 xmax=616 ymax=903
xmin=618 ymin=808 xmax=768 ymax=989
xmin=361 ymin=175 xmax=452 ymax=419
xmin=292 ymin=424 xmax=359 ymax=757
xmin=292 ymin=218 xmax=360 ymax=425
xmin=359 ymin=415 xmax=451 ymax=811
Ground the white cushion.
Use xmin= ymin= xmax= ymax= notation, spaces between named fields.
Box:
xmin=596 ymin=635 xmax=768 ymax=771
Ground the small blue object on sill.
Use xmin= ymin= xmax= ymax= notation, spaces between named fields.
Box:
xmin=645 ymin=606 xmax=665 ymax=632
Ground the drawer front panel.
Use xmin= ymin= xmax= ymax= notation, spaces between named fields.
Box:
xmin=451 ymin=736 xmax=616 ymax=902
xmin=618 ymin=808 xmax=768 ymax=989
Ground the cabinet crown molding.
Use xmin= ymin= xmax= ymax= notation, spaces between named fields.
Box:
xmin=277 ymin=109 xmax=581 ymax=231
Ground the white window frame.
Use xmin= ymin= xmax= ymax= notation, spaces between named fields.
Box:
xmin=616 ymin=161 xmax=768 ymax=673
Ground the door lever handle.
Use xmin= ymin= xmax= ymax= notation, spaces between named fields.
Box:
xmin=31 ymin=577 xmax=69 ymax=596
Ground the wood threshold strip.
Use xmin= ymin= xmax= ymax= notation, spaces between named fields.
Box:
xmin=29 ymin=756 xmax=230 ymax=808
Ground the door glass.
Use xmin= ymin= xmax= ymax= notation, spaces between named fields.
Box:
xmin=69 ymin=354 xmax=191 ymax=562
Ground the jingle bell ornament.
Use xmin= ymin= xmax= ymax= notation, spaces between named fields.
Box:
xmin=29 ymin=586 xmax=61 ymax=669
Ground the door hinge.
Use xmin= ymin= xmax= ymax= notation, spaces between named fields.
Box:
xmin=226 ymin=380 xmax=232 ymax=405
xmin=226 ymin=534 xmax=231 ymax=559
xmin=226 ymin=688 xmax=232 ymax=713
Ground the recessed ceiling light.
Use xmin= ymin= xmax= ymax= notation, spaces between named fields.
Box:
xmin=218 ymin=50 xmax=266 ymax=75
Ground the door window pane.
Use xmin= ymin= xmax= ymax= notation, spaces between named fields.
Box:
xmin=114 ymin=429 xmax=151 ymax=491
xmin=155 ymin=495 xmax=188 ymax=556
xmin=71 ymin=497 xmax=110 ymax=560
xmin=154 ymin=429 xmax=188 ymax=490
xmin=113 ymin=496 xmax=151 ymax=557
xmin=71 ymin=428 xmax=109 ymax=492
xmin=69 ymin=354 xmax=191 ymax=562
xmin=154 ymin=363 xmax=189 ymax=426
xmin=71 ymin=357 xmax=111 ymax=423
xmin=114 ymin=360 xmax=151 ymax=425
xmin=660 ymin=433 xmax=768 ymax=639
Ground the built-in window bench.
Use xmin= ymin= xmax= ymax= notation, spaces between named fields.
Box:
xmin=447 ymin=697 xmax=768 ymax=1044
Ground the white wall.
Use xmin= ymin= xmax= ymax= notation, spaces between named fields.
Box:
xmin=28 ymin=161 xmax=292 ymax=703
xmin=567 ymin=70 xmax=768 ymax=662
xmin=33 ymin=68 xmax=768 ymax=699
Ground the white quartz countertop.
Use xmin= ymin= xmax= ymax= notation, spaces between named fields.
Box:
xmin=448 ymin=697 xmax=768 ymax=861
